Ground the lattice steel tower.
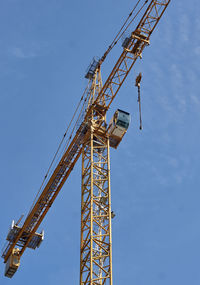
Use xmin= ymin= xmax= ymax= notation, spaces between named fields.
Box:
xmin=80 ymin=68 xmax=113 ymax=284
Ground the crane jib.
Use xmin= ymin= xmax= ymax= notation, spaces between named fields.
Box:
xmin=93 ymin=0 xmax=171 ymax=112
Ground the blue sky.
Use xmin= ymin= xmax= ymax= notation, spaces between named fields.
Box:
xmin=0 ymin=0 xmax=200 ymax=284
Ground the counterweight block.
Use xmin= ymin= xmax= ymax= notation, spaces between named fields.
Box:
xmin=4 ymin=248 xmax=20 ymax=278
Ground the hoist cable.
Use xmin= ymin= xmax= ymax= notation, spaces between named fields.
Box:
xmin=100 ymin=0 xmax=149 ymax=64
xmin=110 ymin=0 xmax=141 ymax=48
xmin=49 ymin=84 xmax=91 ymax=178
xmin=28 ymin=81 xmax=91 ymax=214
xmin=119 ymin=0 xmax=149 ymax=41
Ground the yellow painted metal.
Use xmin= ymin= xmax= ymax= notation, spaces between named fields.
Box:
xmin=4 ymin=248 xmax=20 ymax=278
xmin=80 ymin=69 xmax=112 ymax=284
xmin=2 ymin=0 xmax=171 ymax=278
xmin=80 ymin=129 xmax=113 ymax=284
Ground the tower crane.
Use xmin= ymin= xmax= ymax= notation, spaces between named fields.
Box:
xmin=2 ymin=0 xmax=171 ymax=283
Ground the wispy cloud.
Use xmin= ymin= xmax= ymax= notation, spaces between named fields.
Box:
xmin=170 ymin=63 xmax=187 ymax=113
xmin=179 ymin=14 xmax=190 ymax=43
xmin=10 ymin=47 xmax=37 ymax=59
xmin=194 ymin=46 xmax=200 ymax=56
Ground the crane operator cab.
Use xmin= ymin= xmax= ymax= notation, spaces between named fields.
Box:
xmin=5 ymin=248 xmax=20 ymax=278
xmin=107 ymin=109 xmax=130 ymax=149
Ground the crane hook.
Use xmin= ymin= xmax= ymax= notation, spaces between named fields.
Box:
xmin=135 ymin=73 xmax=143 ymax=130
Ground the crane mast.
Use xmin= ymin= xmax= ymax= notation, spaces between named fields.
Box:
xmin=2 ymin=0 xmax=171 ymax=281
xmin=80 ymin=68 xmax=113 ymax=284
